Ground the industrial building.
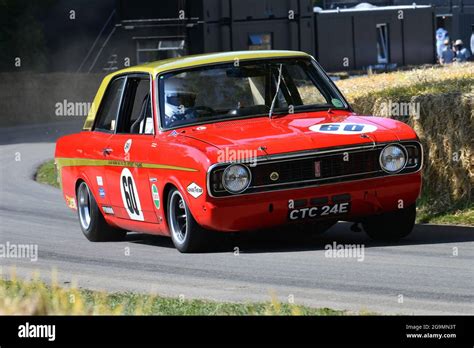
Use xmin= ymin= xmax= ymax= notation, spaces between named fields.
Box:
xmin=323 ymin=0 xmax=474 ymax=54
xmin=14 ymin=0 xmax=473 ymax=72
xmin=314 ymin=5 xmax=435 ymax=71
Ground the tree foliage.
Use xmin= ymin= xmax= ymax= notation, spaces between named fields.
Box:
xmin=0 ymin=0 xmax=55 ymax=71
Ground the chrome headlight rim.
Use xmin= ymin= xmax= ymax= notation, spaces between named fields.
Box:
xmin=379 ymin=144 xmax=408 ymax=174
xmin=221 ymin=164 xmax=252 ymax=194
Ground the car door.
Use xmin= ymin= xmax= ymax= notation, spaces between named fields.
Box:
xmin=81 ymin=76 xmax=127 ymax=211
xmin=102 ymin=73 xmax=158 ymax=224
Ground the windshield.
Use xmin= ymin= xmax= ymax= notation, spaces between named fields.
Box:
xmin=158 ymin=57 xmax=348 ymax=129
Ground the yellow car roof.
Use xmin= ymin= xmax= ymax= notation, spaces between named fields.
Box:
xmin=112 ymin=50 xmax=310 ymax=76
xmin=84 ymin=50 xmax=311 ymax=130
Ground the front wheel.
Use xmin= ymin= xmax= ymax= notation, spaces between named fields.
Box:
xmin=363 ymin=204 xmax=416 ymax=242
xmin=167 ymin=188 xmax=211 ymax=253
xmin=77 ymin=181 xmax=126 ymax=242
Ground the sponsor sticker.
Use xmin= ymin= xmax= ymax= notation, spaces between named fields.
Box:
xmin=309 ymin=123 xmax=377 ymax=135
xmin=331 ymin=98 xmax=344 ymax=108
xmin=124 ymin=139 xmax=132 ymax=154
xmin=96 ymin=176 xmax=103 ymax=186
xmin=102 ymin=206 xmax=114 ymax=215
xmin=65 ymin=195 xmax=76 ymax=209
xmin=151 ymin=184 xmax=160 ymax=209
xmin=187 ymin=182 xmax=203 ymax=198
xmin=99 ymin=187 xmax=106 ymax=198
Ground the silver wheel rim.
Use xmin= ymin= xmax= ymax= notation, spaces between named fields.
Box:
xmin=169 ymin=191 xmax=188 ymax=245
xmin=78 ymin=182 xmax=92 ymax=230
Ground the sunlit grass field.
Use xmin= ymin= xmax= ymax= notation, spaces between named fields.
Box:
xmin=0 ymin=272 xmax=345 ymax=315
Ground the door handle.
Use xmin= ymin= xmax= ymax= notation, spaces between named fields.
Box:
xmin=102 ymin=148 xmax=113 ymax=156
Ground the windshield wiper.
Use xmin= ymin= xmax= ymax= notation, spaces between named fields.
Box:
xmin=269 ymin=64 xmax=283 ymax=119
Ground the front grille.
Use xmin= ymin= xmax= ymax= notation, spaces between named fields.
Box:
xmin=252 ymin=149 xmax=381 ymax=187
xmin=209 ymin=141 xmax=422 ymax=197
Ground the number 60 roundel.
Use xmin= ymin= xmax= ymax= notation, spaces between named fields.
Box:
xmin=309 ymin=123 xmax=377 ymax=135
xmin=120 ymin=168 xmax=144 ymax=221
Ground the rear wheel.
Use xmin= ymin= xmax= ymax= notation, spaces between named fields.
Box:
xmin=77 ymin=181 xmax=126 ymax=242
xmin=167 ymin=188 xmax=211 ymax=253
xmin=363 ymin=204 xmax=416 ymax=242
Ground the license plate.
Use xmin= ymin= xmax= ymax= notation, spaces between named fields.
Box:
xmin=288 ymin=202 xmax=351 ymax=221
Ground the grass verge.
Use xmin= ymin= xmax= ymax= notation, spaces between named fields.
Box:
xmin=0 ymin=277 xmax=344 ymax=315
xmin=36 ymin=160 xmax=59 ymax=188
xmin=417 ymin=203 xmax=474 ymax=226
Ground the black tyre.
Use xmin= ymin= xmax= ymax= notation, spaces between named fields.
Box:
xmin=363 ymin=204 xmax=416 ymax=242
xmin=77 ymin=181 xmax=127 ymax=242
xmin=167 ymin=188 xmax=211 ymax=253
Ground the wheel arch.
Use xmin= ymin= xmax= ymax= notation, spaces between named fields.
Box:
xmin=162 ymin=182 xmax=177 ymax=224
xmin=74 ymin=172 xmax=96 ymax=202
xmin=161 ymin=178 xmax=198 ymax=229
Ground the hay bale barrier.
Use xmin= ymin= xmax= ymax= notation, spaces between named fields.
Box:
xmin=337 ymin=64 xmax=474 ymax=220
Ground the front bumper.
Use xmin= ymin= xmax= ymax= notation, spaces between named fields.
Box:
xmin=195 ymin=172 xmax=421 ymax=232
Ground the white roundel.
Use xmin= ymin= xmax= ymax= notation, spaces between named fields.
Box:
xmin=120 ymin=168 xmax=144 ymax=221
xmin=309 ymin=123 xmax=377 ymax=135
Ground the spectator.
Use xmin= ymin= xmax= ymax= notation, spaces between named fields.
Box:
xmin=435 ymin=27 xmax=449 ymax=60
xmin=440 ymin=39 xmax=454 ymax=64
xmin=453 ymin=39 xmax=471 ymax=62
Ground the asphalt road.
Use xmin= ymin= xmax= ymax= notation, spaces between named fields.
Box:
xmin=0 ymin=121 xmax=473 ymax=315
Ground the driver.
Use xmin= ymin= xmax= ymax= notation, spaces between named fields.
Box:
xmin=163 ymin=77 xmax=197 ymax=127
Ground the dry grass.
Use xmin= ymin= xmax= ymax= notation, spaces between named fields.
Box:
xmin=337 ymin=63 xmax=474 ymax=105
xmin=0 ymin=270 xmax=344 ymax=316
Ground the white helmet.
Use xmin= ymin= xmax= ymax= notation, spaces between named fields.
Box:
xmin=163 ymin=77 xmax=196 ymax=121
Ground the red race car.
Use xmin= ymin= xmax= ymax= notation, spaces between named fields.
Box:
xmin=55 ymin=51 xmax=423 ymax=252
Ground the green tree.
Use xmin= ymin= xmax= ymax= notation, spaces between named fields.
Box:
xmin=0 ymin=0 xmax=55 ymax=71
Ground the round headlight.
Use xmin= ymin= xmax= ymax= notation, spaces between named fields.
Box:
xmin=222 ymin=164 xmax=251 ymax=193
xmin=380 ymin=145 xmax=407 ymax=173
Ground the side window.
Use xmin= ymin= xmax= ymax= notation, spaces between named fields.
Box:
xmin=117 ymin=76 xmax=154 ymax=134
xmin=286 ymin=64 xmax=327 ymax=105
xmin=94 ymin=77 xmax=126 ymax=132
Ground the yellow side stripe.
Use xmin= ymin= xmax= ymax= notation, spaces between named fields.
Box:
xmin=55 ymin=157 xmax=198 ymax=172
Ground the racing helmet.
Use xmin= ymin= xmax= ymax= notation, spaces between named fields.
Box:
xmin=163 ymin=77 xmax=197 ymax=120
